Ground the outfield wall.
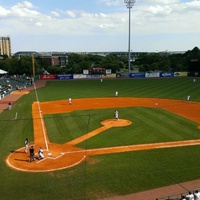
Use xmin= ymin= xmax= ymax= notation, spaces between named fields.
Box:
xmin=39 ymin=72 xmax=189 ymax=80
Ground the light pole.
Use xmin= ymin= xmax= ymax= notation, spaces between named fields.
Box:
xmin=124 ymin=0 xmax=136 ymax=74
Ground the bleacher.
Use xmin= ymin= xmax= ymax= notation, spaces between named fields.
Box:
xmin=156 ymin=187 xmax=200 ymax=200
xmin=0 ymin=75 xmax=32 ymax=99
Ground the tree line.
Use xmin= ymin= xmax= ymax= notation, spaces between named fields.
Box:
xmin=0 ymin=47 xmax=200 ymax=76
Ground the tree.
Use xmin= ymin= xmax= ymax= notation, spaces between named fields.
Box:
xmin=46 ymin=66 xmax=63 ymax=74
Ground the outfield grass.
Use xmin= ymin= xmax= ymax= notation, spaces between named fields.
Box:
xmin=1 ymin=77 xmax=200 ymax=200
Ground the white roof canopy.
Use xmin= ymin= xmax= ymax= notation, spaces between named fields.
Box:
xmin=0 ymin=69 xmax=8 ymax=74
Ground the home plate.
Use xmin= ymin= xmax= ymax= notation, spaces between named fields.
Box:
xmin=48 ymin=153 xmax=52 ymax=156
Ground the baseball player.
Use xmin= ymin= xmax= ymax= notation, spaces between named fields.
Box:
xmin=115 ymin=91 xmax=118 ymax=97
xmin=68 ymin=98 xmax=72 ymax=105
xmin=114 ymin=110 xmax=119 ymax=121
xmin=38 ymin=147 xmax=44 ymax=160
xmin=8 ymin=102 xmax=12 ymax=110
xmin=29 ymin=146 xmax=35 ymax=162
xmin=24 ymin=138 xmax=29 ymax=153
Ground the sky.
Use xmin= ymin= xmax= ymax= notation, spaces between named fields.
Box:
xmin=1 ymin=0 xmax=200 ymax=53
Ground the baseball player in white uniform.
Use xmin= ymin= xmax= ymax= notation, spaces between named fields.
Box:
xmin=24 ymin=138 xmax=29 ymax=153
xmin=114 ymin=110 xmax=119 ymax=121
xmin=68 ymin=98 xmax=72 ymax=105
xmin=38 ymin=147 xmax=44 ymax=160
xmin=187 ymin=95 xmax=190 ymax=101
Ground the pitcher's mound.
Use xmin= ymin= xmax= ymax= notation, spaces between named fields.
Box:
xmin=101 ymin=119 xmax=132 ymax=127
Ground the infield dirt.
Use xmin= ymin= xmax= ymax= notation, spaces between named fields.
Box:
xmin=6 ymin=97 xmax=200 ymax=172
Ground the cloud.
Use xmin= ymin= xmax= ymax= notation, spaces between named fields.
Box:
xmin=50 ymin=11 xmax=61 ymax=18
xmin=35 ymin=21 xmax=43 ymax=27
xmin=10 ymin=1 xmax=39 ymax=17
xmin=0 ymin=6 xmax=11 ymax=17
xmin=100 ymin=0 xmax=122 ymax=7
xmin=1 ymin=0 xmax=200 ymax=37
xmin=1 ymin=0 xmax=200 ymax=52
xmin=65 ymin=10 xmax=76 ymax=18
xmin=132 ymin=0 xmax=200 ymax=35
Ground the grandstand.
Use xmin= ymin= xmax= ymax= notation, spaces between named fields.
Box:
xmin=0 ymin=75 xmax=32 ymax=99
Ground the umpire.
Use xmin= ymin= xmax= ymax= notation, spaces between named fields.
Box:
xmin=29 ymin=146 xmax=35 ymax=162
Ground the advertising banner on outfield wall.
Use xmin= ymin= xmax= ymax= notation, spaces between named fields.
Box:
xmin=40 ymin=74 xmax=57 ymax=79
xmin=116 ymin=73 xmax=130 ymax=78
xmin=106 ymin=69 xmax=112 ymax=74
xmin=56 ymin=74 xmax=73 ymax=79
xmin=83 ymin=70 xmax=89 ymax=75
xmin=130 ymin=73 xmax=145 ymax=78
xmin=86 ymin=74 xmax=101 ymax=79
xmin=160 ymin=72 xmax=174 ymax=77
xmin=102 ymin=74 xmax=116 ymax=79
xmin=174 ymin=72 xmax=188 ymax=77
xmin=187 ymin=72 xmax=200 ymax=77
xmin=73 ymin=74 xmax=87 ymax=79
xmin=145 ymin=72 xmax=160 ymax=78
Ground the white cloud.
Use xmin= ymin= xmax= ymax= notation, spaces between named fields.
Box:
xmin=65 ymin=10 xmax=76 ymax=18
xmin=1 ymin=0 xmax=200 ymax=52
xmin=0 ymin=6 xmax=11 ymax=17
xmin=10 ymin=1 xmax=39 ymax=17
xmin=99 ymin=0 xmax=122 ymax=7
xmin=1 ymin=0 xmax=200 ymax=37
xmin=142 ymin=0 xmax=180 ymax=5
xmin=185 ymin=0 xmax=200 ymax=9
xmin=50 ymin=11 xmax=61 ymax=18
xmin=35 ymin=21 xmax=43 ymax=27
xmin=148 ymin=5 xmax=172 ymax=15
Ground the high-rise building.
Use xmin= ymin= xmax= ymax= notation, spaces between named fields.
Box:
xmin=0 ymin=36 xmax=11 ymax=57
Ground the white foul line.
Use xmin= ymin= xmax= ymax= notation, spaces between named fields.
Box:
xmin=33 ymin=80 xmax=49 ymax=151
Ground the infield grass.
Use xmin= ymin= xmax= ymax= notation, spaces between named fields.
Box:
xmin=1 ymin=77 xmax=200 ymax=200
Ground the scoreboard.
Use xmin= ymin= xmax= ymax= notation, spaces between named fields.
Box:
xmin=88 ymin=67 xmax=106 ymax=75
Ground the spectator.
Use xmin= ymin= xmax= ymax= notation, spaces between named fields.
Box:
xmin=194 ymin=190 xmax=200 ymax=200
xmin=186 ymin=191 xmax=194 ymax=200
xmin=181 ymin=195 xmax=186 ymax=200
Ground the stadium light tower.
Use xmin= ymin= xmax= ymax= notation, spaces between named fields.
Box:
xmin=124 ymin=0 xmax=136 ymax=74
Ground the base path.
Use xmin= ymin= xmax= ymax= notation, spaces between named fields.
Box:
xmin=6 ymin=97 xmax=200 ymax=172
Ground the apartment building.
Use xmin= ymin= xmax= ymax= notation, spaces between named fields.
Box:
xmin=13 ymin=51 xmax=68 ymax=67
xmin=0 ymin=36 xmax=11 ymax=57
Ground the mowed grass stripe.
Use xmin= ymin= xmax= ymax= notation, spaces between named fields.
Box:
xmin=138 ymin=107 xmax=200 ymax=141
xmin=50 ymin=106 xmax=200 ymax=150
xmin=36 ymin=78 xmax=196 ymax=100
xmin=44 ymin=113 xmax=90 ymax=143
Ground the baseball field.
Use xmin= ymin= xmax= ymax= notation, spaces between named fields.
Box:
xmin=1 ymin=77 xmax=200 ymax=199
